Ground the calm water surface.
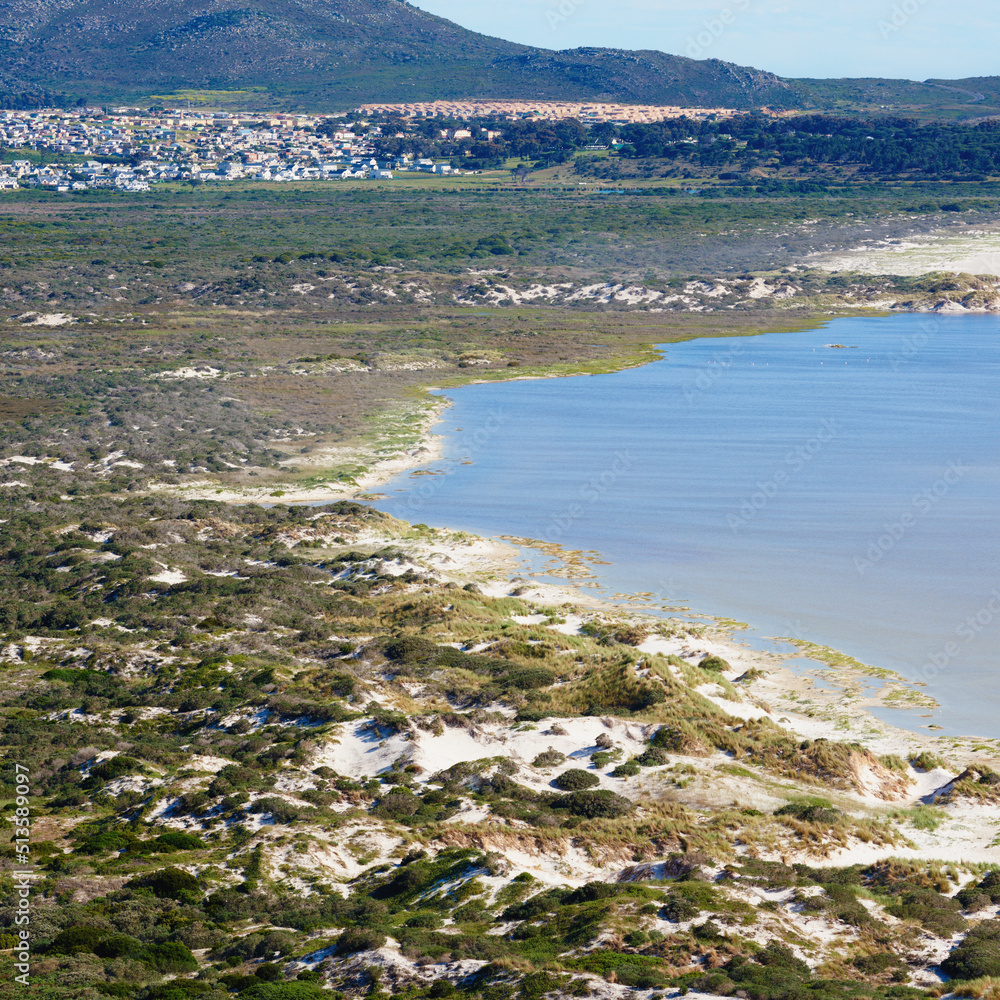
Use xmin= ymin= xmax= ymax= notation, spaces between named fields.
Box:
xmin=374 ymin=315 xmax=1000 ymax=737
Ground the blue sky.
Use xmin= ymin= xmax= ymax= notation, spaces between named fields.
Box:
xmin=410 ymin=0 xmax=998 ymax=80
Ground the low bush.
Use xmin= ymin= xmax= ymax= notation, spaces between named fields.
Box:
xmin=334 ymin=928 xmax=387 ymax=955
xmin=552 ymin=768 xmax=599 ymax=791
xmin=852 ymin=953 xmax=900 ymax=975
xmin=611 ymin=761 xmax=640 ymax=778
xmin=47 ymin=925 xmax=107 ymax=955
xmin=126 ymin=866 xmax=202 ymax=901
xmin=635 ymin=746 xmax=670 ymax=767
xmin=942 ymin=920 xmax=1000 ymax=979
xmin=237 ymin=984 xmax=325 ymax=1000
xmin=755 ymin=941 xmax=811 ymax=975
xmin=502 ymin=667 xmax=556 ymax=690
xmin=886 ymin=887 xmax=967 ymax=937
xmin=46 ymin=924 xmax=197 ymax=973
xmin=909 ymin=751 xmax=949 ymax=772
xmin=248 ymin=796 xmax=303 ymax=824
xmin=774 ymin=800 xmax=842 ymax=824
xmin=143 ymin=830 xmax=205 ymax=852
xmin=83 ymin=755 xmax=140 ymax=786
xmin=383 ymin=636 xmax=439 ymax=663
xmin=371 ymin=790 xmax=421 ymax=822
xmin=532 ymin=749 xmax=565 ymax=768
xmin=552 ymin=790 xmax=633 ymax=818
xmin=660 ymin=893 xmax=700 ymax=922
xmin=957 ymin=870 xmax=1000 ymax=909
xmin=699 ymin=655 xmax=731 ymax=672
xmin=142 ymin=983 xmax=216 ymax=1000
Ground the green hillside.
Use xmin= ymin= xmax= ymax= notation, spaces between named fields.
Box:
xmin=0 ymin=0 xmax=796 ymax=109
xmin=1 ymin=0 xmax=999 ymax=118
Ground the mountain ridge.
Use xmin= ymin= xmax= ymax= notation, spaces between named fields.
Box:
xmin=0 ymin=0 xmax=796 ymax=109
xmin=0 ymin=0 xmax=997 ymax=117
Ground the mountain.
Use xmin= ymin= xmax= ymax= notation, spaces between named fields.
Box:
xmin=0 ymin=0 xmax=795 ymax=109
xmin=0 ymin=0 xmax=996 ymax=116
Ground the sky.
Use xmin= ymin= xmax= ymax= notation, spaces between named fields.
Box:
xmin=409 ymin=0 xmax=999 ymax=81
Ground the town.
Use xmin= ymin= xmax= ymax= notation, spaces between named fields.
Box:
xmin=0 ymin=107 xmax=403 ymax=192
xmin=0 ymin=100 xmax=743 ymax=193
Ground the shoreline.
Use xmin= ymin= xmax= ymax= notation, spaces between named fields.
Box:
xmin=148 ymin=324 xmax=996 ymax=755
xmin=359 ymin=519 xmax=1000 ymax=869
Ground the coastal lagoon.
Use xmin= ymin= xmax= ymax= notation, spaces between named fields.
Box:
xmin=376 ymin=314 xmax=1000 ymax=737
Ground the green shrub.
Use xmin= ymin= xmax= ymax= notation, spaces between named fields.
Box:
xmin=145 ymin=940 xmax=199 ymax=973
xmin=237 ymin=984 xmax=325 ymax=1000
xmin=48 ymin=788 xmax=87 ymax=808
xmin=942 ymin=920 xmax=1000 ymax=979
xmin=142 ymin=983 xmax=216 ymax=1000
xmin=48 ymin=925 xmax=196 ymax=973
xmin=635 ymin=746 xmax=670 ymax=767
xmin=886 ymin=888 xmax=967 ymax=937
xmin=249 ymin=796 xmax=303 ymax=824
xmin=83 ymin=754 xmax=141 ymax=786
xmin=47 ymin=925 xmax=107 ymax=955
xmin=502 ymin=667 xmax=556 ymax=690
xmin=615 ymin=964 xmax=664 ymax=988
xmin=909 ymin=751 xmax=949 ymax=772
xmin=383 ymin=636 xmax=439 ymax=663
xmin=699 ymin=655 xmax=731 ymax=672
xmin=648 ymin=724 xmax=703 ymax=753
xmin=126 ymin=866 xmax=202 ymax=900
xmin=532 ymin=749 xmax=565 ymax=768
xmin=552 ymin=768 xmax=599 ymax=791
xmin=611 ymin=761 xmax=640 ymax=778
xmin=590 ymin=749 xmax=619 ymax=768
xmin=956 ymin=869 xmax=1000 ymax=909
xmin=660 ymin=893 xmax=700 ymax=922
xmin=754 ymin=941 xmax=811 ymax=975
xmin=563 ymin=882 xmax=623 ymax=904
xmin=94 ymin=933 xmax=145 ymax=960
xmin=144 ymin=830 xmax=205 ymax=852
xmin=334 ymin=928 xmax=386 ymax=955
xmin=852 ymin=953 xmax=900 ymax=975
xmin=552 ymin=790 xmax=633 ymax=818
xmin=774 ymin=800 xmax=841 ymax=824
xmin=371 ymin=790 xmax=421 ymax=822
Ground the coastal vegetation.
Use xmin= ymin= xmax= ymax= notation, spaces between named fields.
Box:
xmin=0 ymin=495 xmax=997 ymax=998
xmin=2 ymin=99 xmax=1000 ymax=1000
xmin=363 ymin=111 xmax=1000 ymax=184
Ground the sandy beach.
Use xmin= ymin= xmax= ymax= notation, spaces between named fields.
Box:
xmin=146 ymin=348 xmax=1000 ymax=877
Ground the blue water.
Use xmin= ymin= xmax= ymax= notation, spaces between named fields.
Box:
xmin=373 ymin=315 xmax=1000 ymax=738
